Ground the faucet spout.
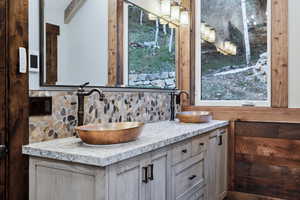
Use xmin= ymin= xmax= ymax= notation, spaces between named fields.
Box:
xmin=76 ymin=84 xmax=105 ymax=126
xmin=86 ymin=89 xmax=105 ymax=101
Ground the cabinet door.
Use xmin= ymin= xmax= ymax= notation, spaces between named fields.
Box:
xmin=108 ymin=156 xmax=150 ymax=200
xmin=149 ymin=149 xmax=170 ymax=200
xmin=207 ymin=133 xmax=218 ymax=200
xmin=207 ymin=129 xmax=228 ymax=200
xmin=216 ymin=130 xmax=228 ymax=200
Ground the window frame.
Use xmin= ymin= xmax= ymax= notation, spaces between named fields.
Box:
xmin=194 ymin=0 xmax=272 ymax=107
xmin=123 ymin=2 xmax=179 ymax=88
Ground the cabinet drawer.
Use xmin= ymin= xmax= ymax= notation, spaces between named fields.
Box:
xmin=191 ymin=135 xmax=208 ymax=157
xmin=173 ymin=153 xmax=205 ymax=199
xmin=172 ymin=141 xmax=192 ymax=164
xmin=178 ymin=186 xmax=206 ymax=200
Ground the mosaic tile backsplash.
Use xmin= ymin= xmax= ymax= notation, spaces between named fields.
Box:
xmin=29 ymin=90 xmax=179 ymax=143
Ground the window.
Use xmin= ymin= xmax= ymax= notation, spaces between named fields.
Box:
xmin=195 ymin=0 xmax=271 ymax=106
xmin=124 ymin=3 xmax=176 ymax=89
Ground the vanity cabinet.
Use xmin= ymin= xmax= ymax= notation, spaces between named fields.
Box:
xmin=29 ymin=128 xmax=228 ymax=200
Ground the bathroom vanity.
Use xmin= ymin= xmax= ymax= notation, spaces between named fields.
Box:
xmin=23 ymin=121 xmax=229 ymax=200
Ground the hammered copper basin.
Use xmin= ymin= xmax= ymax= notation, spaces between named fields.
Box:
xmin=75 ymin=122 xmax=145 ymax=145
xmin=176 ymin=111 xmax=212 ymax=123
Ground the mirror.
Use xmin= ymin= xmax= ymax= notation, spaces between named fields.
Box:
xmin=32 ymin=0 xmax=177 ymax=89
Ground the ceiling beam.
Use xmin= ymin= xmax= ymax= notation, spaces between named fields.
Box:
xmin=64 ymin=0 xmax=86 ymax=24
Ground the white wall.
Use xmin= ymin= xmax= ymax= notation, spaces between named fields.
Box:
xmin=29 ymin=0 xmax=40 ymax=90
xmin=29 ymin=0 xmax=108 ymax=89
xmin=288 ymin=0 xmax=300 ymax=108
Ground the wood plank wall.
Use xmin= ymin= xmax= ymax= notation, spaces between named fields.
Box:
xmin=0 ymin=0 xmax=6 ymax=198
xmin=235 ymin=122 xmax=300 ymax=200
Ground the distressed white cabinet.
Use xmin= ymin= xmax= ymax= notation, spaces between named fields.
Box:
xmin=170 ymin=135 xmax=209 ymax=200
xmin=207 ymin=129 xmax=228 ymax=200
xmin=29 ymin=128 xmax=228 ymax=200
xmin=108 ymin=148 xmax=170 ymax=200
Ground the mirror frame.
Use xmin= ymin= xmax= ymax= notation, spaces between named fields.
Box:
xmin=39 ymin=0 xmax=180 ymax=90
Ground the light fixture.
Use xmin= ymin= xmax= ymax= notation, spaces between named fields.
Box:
xmin=170 ymin=3 xmax=180 ymax=22
xmin=160 ymin=18 xmax=168 ymax=25
xmin=208 ymin=29 xmax=216 ymax=43
xmin=180 ymin=10 xmax=189 ymax=25
xmin=169 ymin=23 xmax=177 ymax=29
xmin=148 ymin=13 xmax=158 ymax=21
xmin=161 ymin=0 xmax=171 ymax=17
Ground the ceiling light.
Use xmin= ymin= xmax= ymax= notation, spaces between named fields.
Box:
xmin=160 ymin=18 xmax=168 ymax=25
xmin=180 ymin=10 xmax=189 ymax=25
xmin=148 ymin=13 xmax=158 ymax=21
xmin=170 ymin=4 xmax=180 ymax=22
xmin=169 ymin=23 xmax=177 ymax=29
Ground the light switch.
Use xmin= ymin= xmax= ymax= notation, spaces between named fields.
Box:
xmin=19 ymin=47 xmax=27 ymax=74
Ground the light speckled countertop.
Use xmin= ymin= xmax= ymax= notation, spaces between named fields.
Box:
xmin=23 ymin=120 xmax=229 ymax=167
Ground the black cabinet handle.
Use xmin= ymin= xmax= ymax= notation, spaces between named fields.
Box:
xmin=142 ymin=167 xmax=148 ymax=183
xmin=199 ymin=143 xmax=205 ymax=146
xmin=218 ymin=135 xmax=223 ymax=146
xmin=148 ymin=164 xmax=154 ymax=181
xmin=182 ymin=149 xmax=187 ymax=153
xmin=189 ymin=175 xmax=197 ymax=180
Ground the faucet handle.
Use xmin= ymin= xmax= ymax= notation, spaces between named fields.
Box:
xmin=78 ymin=82 xmax=90 ymax=92
xmin=80 ymin=82 xmax=90 ymax=88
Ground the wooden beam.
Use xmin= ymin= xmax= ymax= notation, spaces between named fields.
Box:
xmin=271 ymin=0 xmax=288 ymax=108
xmin=108 ymin=0 xmax=124 ymax=86
xmin=107 ymin=0 xmax=117 ymax=86
xmin=0 ymin=0 xmax=6 ymax=198
xmin=178 ymin=0 xmax=191 ymax=105
xmin=7 ymin=1 xmax=29 ymax=200
xmin=64 ymin=0 xmax=86 ymax=24
xmin=183 ymin=106 xmax=300 ymax=123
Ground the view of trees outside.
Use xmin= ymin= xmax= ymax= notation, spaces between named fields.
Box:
xmin=127 ymin=4 xmax=176 ymax=89
xmin=201 ymin=0 xmax=268 ymax=101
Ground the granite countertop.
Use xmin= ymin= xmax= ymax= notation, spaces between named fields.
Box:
xmin=23 ymin=120 xmax=229 ymax=167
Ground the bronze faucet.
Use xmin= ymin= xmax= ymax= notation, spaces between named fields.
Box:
xmin=77 ymin=82 xmax=105 ymax=126
xmin=170 ymin=90 xmax=189 ymax=121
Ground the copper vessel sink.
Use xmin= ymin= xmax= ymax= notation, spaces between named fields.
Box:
xmin=176 ymin=111 xmax=212 ymax=123
xmin=75 ymin=122 xmax=145 ymax=145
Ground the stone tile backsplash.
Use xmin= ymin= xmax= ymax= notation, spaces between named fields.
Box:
xmin=29 ymin=90 xmax=178 ymax=143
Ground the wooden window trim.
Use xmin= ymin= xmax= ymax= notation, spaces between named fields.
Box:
xmin=187 ymin=0 xmax=288 ymax=108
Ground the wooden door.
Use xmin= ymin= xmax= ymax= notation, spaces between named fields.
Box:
xmin=149 ymin=149 xmax=170 ymax=200
xmin=108 ymin=156 xmax=150 ymax=200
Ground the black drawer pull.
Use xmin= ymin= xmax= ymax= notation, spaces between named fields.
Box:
xmin=199 ymin=143 xmax=205 ymax=146
xmin=218 ymin=135 xmax=223 ymax=146
xmin=189 ymin=175 xmax=197 ymax=180
xmin=182 ymin=149 xmax=187 ymax=153
xmin=142 ymin=167 xmax=148 ymax=183
xmin=148 ymin=164 xmax=154 ymax=181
